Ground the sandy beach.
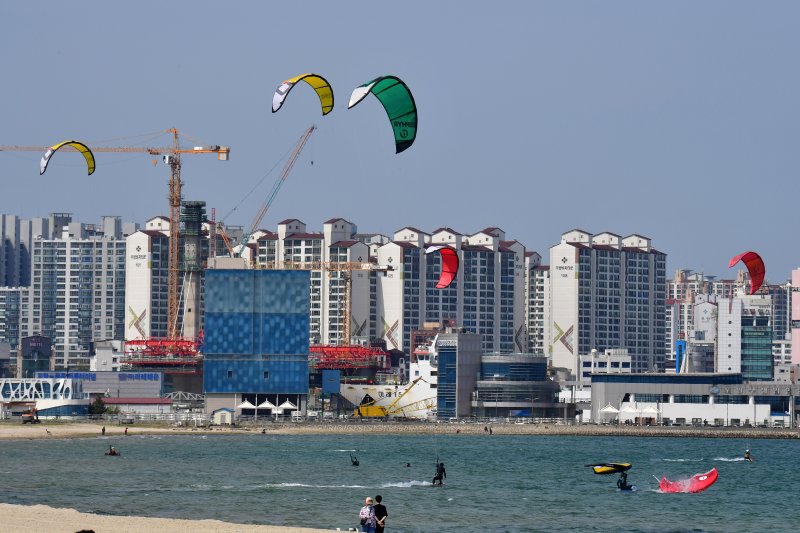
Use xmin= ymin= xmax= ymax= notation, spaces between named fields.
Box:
xmin=1 ymin=419 xmax=798 ymax=440
xmin=0 ymin=503 xmax=334 ymax=533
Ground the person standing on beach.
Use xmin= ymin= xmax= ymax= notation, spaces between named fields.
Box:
xmin=373 ymin=495 xmax=388 ymax=533
xmin=101 ymin=426 xmax=105 ymax=436
xmin=359 ymin=496 xmax=376 ymax=533
xmin=124 ymin=427 xmax=128 ymax=436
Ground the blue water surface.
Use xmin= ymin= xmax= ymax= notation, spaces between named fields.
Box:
xmin=0 ymin=432 xmax=797 ymax=532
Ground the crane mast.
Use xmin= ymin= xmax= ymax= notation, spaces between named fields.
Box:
xmin=166 ymin=128 xmax=182 ymax=338
xmin=1 ymin=129 xmax=229 ymax=341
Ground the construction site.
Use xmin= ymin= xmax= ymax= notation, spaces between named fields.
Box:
xmin=2 ymin=124 xmax=442 ymax=417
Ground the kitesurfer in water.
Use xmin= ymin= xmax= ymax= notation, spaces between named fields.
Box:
xmin=745 ymin=449 xmax=753 ymax=462
xmin=351 ymin=453 xmax=360 ymax=466
xmin=432 ymin=462 xmax=446 ymax=485
xmin=617 ymin=471 xmax=631 ymax=490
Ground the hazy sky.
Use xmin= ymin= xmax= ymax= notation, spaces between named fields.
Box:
xmin=2 ymin=2 xmax=798 ymax=280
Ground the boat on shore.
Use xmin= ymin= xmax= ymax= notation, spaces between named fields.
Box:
xmin=337 ymin=337 xmax=440 ymax=419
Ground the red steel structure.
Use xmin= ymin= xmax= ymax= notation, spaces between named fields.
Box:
xmin=122 ymin=336 xmax=203 ymax=375
xmin=309 ymin=345 xmax=388 ymax=370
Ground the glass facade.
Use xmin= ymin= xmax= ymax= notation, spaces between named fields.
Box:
xmin=436 ymin=346 xmax=457 ymax=418
xmin=741 ymin=315 xmax=772 ymax=381
xmin=480 ymin=360 xmax=547 ymax=382
xmin=203 ymin=269 xmax=310 ymax=394
xmin=402 ymin=248 xmax=421 ymax=353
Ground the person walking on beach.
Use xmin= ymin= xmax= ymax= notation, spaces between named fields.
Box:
xmin=359 ymin=496 xmax=376 ymax=533
xmin=373 ymin=494 xmax=388 ymax=533
xmin=124 ymin=427 xmax=128 ymax=436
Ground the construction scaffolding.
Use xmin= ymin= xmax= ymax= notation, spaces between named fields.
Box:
xmin=121 ymin=337 xmax=203 ymax=375
xmin=309 ymin=345 xmax=388 ymax=370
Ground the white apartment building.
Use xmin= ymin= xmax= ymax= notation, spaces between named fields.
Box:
xmin=550 ymin=230 xmax=666 ymax=375
xmin=124 ymin=228 xmax=171 ymax=340
xmin=526 ymin=252 xmax=549 ymax=356
xmin=30 ymin=217 xmax=131 ymax=369
xmin=376 ymin=226 xmax=528 ymax=355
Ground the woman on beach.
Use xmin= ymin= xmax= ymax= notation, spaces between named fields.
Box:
xmin=359 ymin=496 xmax=376 ymax=533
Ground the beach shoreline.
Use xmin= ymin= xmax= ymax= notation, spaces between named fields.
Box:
xmin=0 ymin=503 xmax=335 ymax=533
xmin=1 ymin=420 xmax=798 ymax=440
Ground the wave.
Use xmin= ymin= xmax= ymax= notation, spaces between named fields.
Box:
xmin=713 ymin=457 xmax=745 ymax=462
xmin=662 ymin=458 xmax=702 ymax=462
xmin=380 ymin=480 xmax=431 ymax=488
xmin=333 ymin=449 xmax=358 ymax=452
xmin=266 ymin=482 xmax=369 ymax=489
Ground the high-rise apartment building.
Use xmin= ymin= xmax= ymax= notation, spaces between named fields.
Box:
xmin=0 ymin=287 xmax=25 ymax=358
xmin=29 ymin=217 xmax=131 ymax=369
xmin=376 ymin=226 xmax=528 ymax=355
xmin=550 ymin=230 xmax=666 ymax=375
xmin=526 ymin=252 xmax=549 ymax=356
xmin=791 ymin=269 xmax=800 ymax=365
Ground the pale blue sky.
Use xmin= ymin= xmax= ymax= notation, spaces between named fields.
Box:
xmin=2 ymin=2 xmax=798 ymax=280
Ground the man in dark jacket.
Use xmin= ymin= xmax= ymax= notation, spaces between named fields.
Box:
xmin=373 ymin=494 xmax=388 ymax=533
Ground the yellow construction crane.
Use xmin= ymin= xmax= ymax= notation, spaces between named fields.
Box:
xmin=1 ymin=129 xmax=229 ymax=339
xmin=266 ymin=260 xmax=394 ymax=343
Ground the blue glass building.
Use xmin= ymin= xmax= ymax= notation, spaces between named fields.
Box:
xmin=203 ymin=269 xmax=310 ymax=414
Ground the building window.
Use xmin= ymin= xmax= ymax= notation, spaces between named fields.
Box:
xmin=263 ymin=371 xmax=269 ymax=380
xmin=227 ymin=370 xmax=233 ymax=379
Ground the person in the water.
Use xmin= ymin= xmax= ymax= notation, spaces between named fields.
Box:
xmin=617 ymin=471 xmax=631 ymax=490
xmin=744 ymin=449 xmax=754 ymax=462
xmin=432 ymin=462 xmax=446 ymax=485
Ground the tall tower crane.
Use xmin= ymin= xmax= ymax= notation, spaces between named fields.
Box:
xmin=217 ymin=124 xmax=315 ymax=257
xmin=1 ymin=129 xmax=229 ymax=339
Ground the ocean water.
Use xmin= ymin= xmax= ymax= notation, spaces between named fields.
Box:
xmin=0 ymin=431 xmax=798 ymax=532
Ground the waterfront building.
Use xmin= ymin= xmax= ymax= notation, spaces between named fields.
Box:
xmin=0 ymin=376 xmax=88 ymax=417
xmin=591 ymin=373 xmax=798 ymax=427
xmin=432 ymin=330 xmax=481 ymax=419
xmin=36 ymin=370 xmax=162 ymax=399
xmin=549 ymin=230 xmax=667 ymax=375
xmin=718 ymin=294 xmax=773 ymax=380
xmin=29 ymin=217 xmax=131 ymax=369
xmin=472 ymin=353 xmax=560 ymax=418
xmin=203 ymin=267 xmax=310 ymax=418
